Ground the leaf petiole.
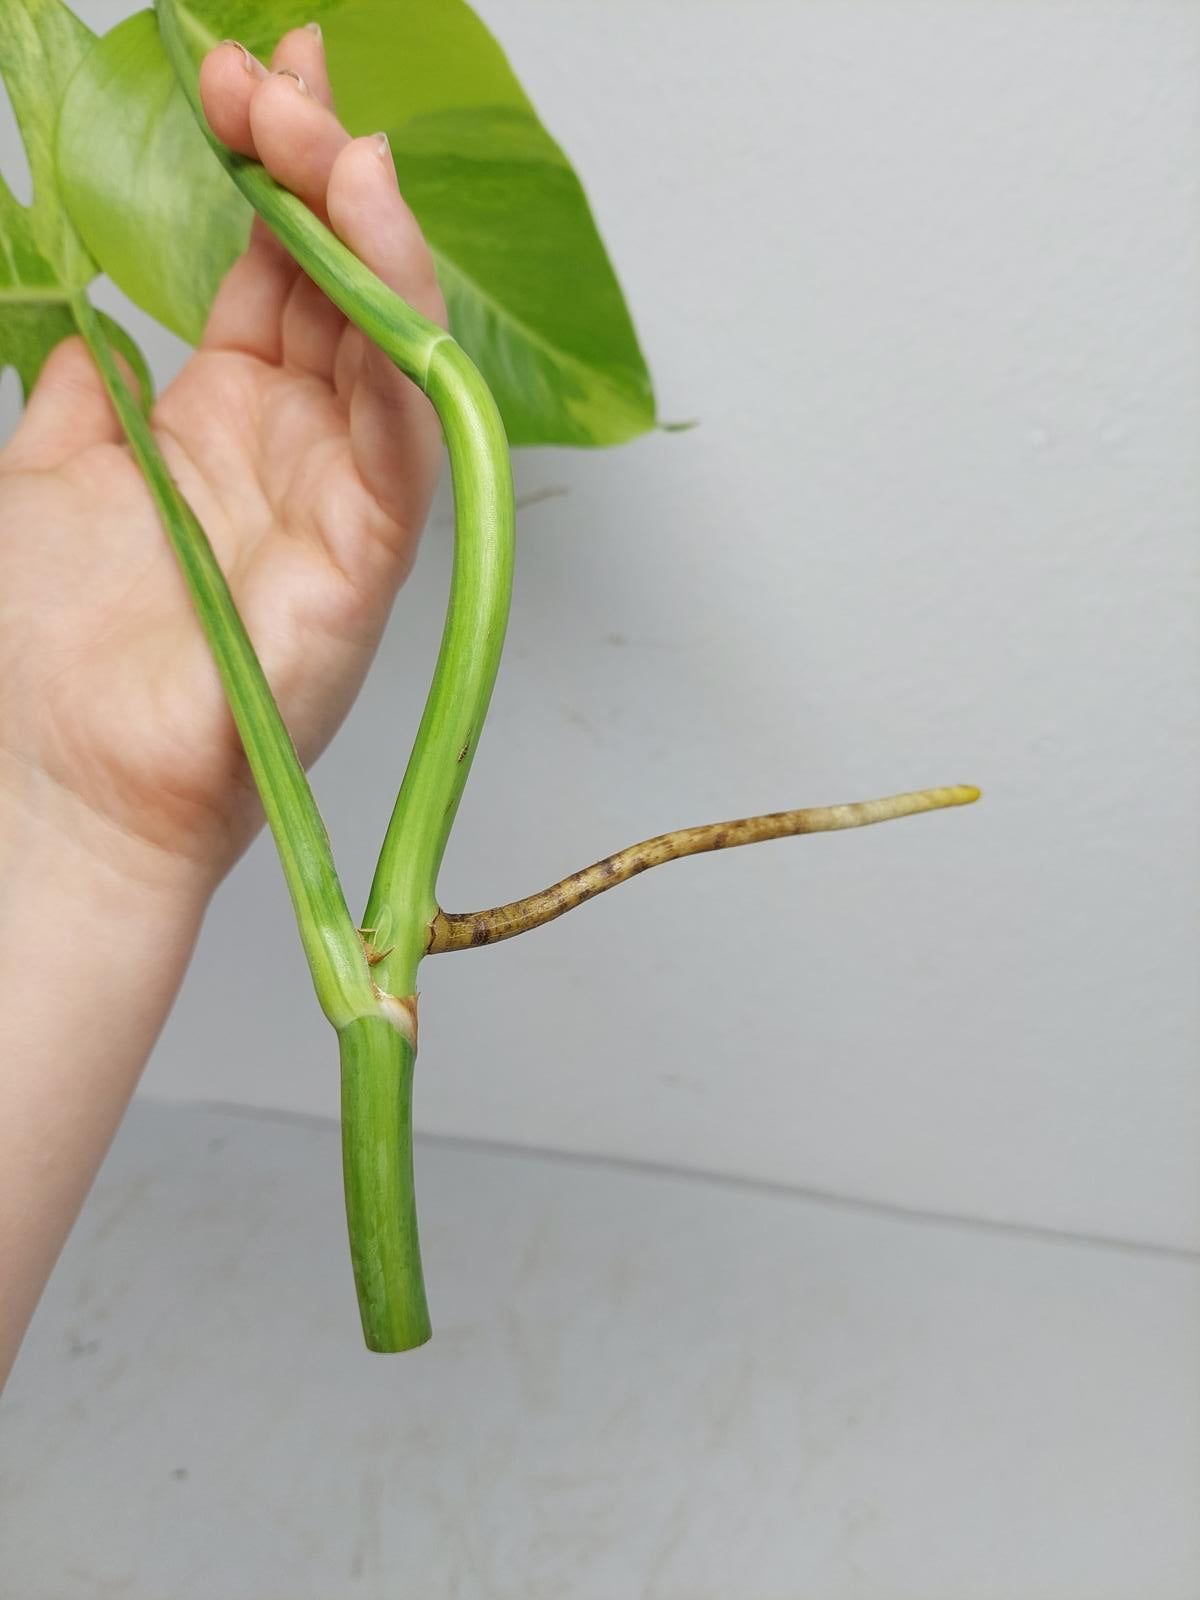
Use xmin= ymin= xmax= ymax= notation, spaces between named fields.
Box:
xmin=67 ymin=289 xmax=375 ymax=1032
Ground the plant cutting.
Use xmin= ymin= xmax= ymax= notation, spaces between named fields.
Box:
xmin=0 ymin=0 xmax=978 ymax=1352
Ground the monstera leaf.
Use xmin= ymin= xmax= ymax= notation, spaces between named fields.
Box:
xmin=0 ymin=0 xmax=150 ymax=400
xmin=57 ymin=0 xmax=655 ymax=446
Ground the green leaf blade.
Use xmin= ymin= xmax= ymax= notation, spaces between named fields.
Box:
xmin=393 ymin=108 xmax=655 ymax=446
xmin=0 ymin=0 xmax=152 ymax=399
xmin=0 ymin=0 xmax=95 ymax=285
xmin=57 ymin=8 xmax=251 ymax=345
xmin=54 ymin=0 xmax=655 ymax=446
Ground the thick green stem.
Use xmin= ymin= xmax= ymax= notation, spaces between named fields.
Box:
xmin=156 ymin=0 xmax=516 ymax=970
xmin=157 ymin=1 xmax=517 ymax=1348
xmin=364 ymin=341 xmax=514 ymax=994
xmin=338 ymin=1017 xmax=429 ymax=1351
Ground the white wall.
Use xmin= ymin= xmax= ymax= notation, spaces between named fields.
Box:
xmin=4 ymin=1 xmax=1198 ymax=1252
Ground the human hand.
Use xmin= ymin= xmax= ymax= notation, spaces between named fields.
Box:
xmin=0 ymin=26 xmax=445 ymax=890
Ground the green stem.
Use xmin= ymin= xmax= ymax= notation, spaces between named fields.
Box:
xmin=69 ymin=290 xmax=374 ymax=1031
xmin=339 ymin=1017 xmax=429 ymax=1351
xmin=362 ymin=341 xmax=514 ymax=994
xmin=157 ymin=1 xmax=517 ymax=1348
xmin=156 ymin=1 xmax=515 ymax=971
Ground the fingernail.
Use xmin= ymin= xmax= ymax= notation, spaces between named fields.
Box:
xmin=221 ymin=40 xmax=266 ymax=77
xmin=274 ymin=66 xmax=309 ymax=94
xmin=373 ymin=131 xmax=395 ymax=174
xmin=305 ymin=21 xmax=323 ymax=42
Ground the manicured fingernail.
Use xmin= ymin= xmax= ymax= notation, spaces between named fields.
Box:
xmin=305 ymin=21 xmax=322 ymax=42
xmin=274 ymin=67 xmax=309 ymax=94
xmin=373 ymin=132 xmax=395 ymax=173
xmin=221 ymin=40 xmax=266 ymax=77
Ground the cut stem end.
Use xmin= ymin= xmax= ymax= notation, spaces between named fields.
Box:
xmin=338 ymin=1015 xmax=431 ymax=1352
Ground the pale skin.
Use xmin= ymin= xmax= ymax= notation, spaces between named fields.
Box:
xmin=0 ymin=29 xmax=447 ymax=1385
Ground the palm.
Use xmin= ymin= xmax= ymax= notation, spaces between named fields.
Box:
xmin=0 ymin=31 xmax=444 ymax=873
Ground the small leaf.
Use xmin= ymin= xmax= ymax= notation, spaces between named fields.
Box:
xmin=56 ymin=0 xmax=655 ymax=446
xmin=0 ymin=0 xmax=94 ymax=395
xmin=0 ymin=0 xmax=94 ymax=286
xmin=0 ymin=0 xmax=151 ymax=402
xmin=56 ymin=10 xmax=251 ymax=347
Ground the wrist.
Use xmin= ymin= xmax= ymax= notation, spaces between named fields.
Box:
xmin=0 ymin=756 xmax=213 ymax=1386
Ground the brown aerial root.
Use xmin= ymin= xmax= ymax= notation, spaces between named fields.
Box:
xmin=427 ymin=784 xmax=980 ymax=954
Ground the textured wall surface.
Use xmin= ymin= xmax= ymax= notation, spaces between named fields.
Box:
xmin=2 ymin=1 xmax=1197 ymax=1250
